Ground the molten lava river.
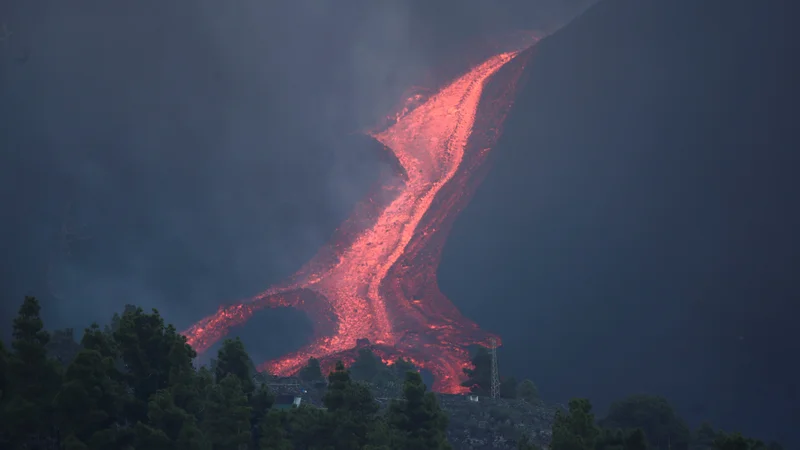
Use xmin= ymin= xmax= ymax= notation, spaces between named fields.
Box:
xmin=184 ymin=44 xmax=534 ymax=394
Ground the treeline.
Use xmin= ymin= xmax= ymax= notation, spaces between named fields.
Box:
xmin=0 ymin=297 xmax=784 ymax=450
xmin=459 ymin=349 xmax=783 ymax=450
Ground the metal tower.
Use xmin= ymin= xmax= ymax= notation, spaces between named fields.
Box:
xmin=489 ymin=337 xmax=500 ymax=400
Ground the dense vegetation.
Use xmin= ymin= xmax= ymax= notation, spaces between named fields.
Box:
xmin=0 ymin=297 xmax=783 ymax=449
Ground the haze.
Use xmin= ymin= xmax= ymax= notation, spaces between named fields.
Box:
xmin=1 ymin=0 xmax=796 ymax=445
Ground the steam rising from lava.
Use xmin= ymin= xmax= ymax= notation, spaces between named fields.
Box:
xmin=183 ymin=40 xmax=535 ymax=393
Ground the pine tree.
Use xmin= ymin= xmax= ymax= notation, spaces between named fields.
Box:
xmin=81 ymin=323 xmax=119 ymax=361
xmin=500 ymin=376 xmax=518 ymax=399
xmin=168 ymin=339 xmax=206 ymax=418
xmin=0 ymin=339 xmax=8 ymax=401
xmin=712 ymin=432 xmax=779 ymax=450
xmin=297 ymin=357 xmax=324 ymax=382
xmin=249 ymin=382 xmax=275 ymax=447
xmin=258 ymin=410 xmax=295 ymax=450
xmin=193 ymin=366 xmax=215 ymax=423
xmin=202 ymin=374 xmax=251 ymax=450
xmin=113 ymin=306 xmax=196 ymax=423
xmin=215 ymin=338 xmax=255 ymax=395
xmin=624 ymin=429 xmax=648 ymax=450
xmin=46 ymin=327 xmax=82 ymax=366
xmin=386 ymin=371 xmax=451 ymax=450
xmin=4 ymin=296 xmax=62 ymax=447
xmin=460 ymin=346 xmax=492 ymax=395
xmin=0 ymin=338 xmax=9 ymax=448
xmin=322 ymin=361 xmax=380 ymax=450
xmin=594 ymin=427 xmax=649 ymax=450
xmin=599 ymin=394 xmax=690 ymax=450
xmin=517 ymin=379 xmax=539 ymax=404
xmin=392 ymin=358 xmax=416 ymax=378
xmin=54 ymin=348 xmax=125 ymax=447
xmin=349 ymin=347 xmax=382 ymax=382
xmin=133 ymin=421 xmax=173 ymax=450
xmin=136 ymin=389 xmax=210 ymax=450
xmin=713 ymin=433 xmax=751 ymax=450
xmin=550 ymin=398 xmax=598 ymax=450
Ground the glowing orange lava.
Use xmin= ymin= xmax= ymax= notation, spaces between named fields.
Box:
xmin=183 ymin=41 xmax=535 ymax=393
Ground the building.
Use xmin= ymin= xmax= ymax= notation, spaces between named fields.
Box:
xmin=273 ymin=394 xmax=303 ymax=410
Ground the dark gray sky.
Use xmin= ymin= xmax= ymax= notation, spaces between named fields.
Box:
xmin=1 ymin=0 xmax=796 ymax=446
xmin=0 ymin=0 xmax=591 ymax=326
xmin=442 ymin=0 xmax=798 ymax=445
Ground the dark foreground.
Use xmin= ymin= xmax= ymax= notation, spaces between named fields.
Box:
xmin=0 ymin=297 xmax=780 ymax=449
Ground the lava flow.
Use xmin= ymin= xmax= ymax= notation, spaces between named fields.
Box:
xmin=183 ymin=42 xmax=535 ymax=393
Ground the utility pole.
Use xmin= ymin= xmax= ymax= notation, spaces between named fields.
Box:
xmin=490 ymin=337 xmax=500 ymax=400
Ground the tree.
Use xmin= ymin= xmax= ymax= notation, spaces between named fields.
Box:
xmin=47 ymin=327 xmax=82 ymax=366
xmin=500 ymin=376 xmax=518 ymax=399
xmin=258 ymin=410 xmax=293 ymax=450
xmin=595 ymin=428 xmax=648 ymax=450
xmin=550 ymin=398 xmax=598 ymax=450
xmin=54 ymin=348 xmax=125 ymax=447
xmin=712 ymin=432 xmax=781 ymax=450
xmin=625 ymin=429 xmax=649 ymax=450
xmin=392 ymin=358 xmax=416 ymax=378
xmin=349 ymin=347 xmax=384 ymax=382
xmin=248 ymin=382 xmax=275 ymax=448
xmin=324 ymin=362 xmax=378 ymax=414
xmin=517 ymin=379 xmax=540 ymax=404
xmin=135 ymin=389 xmax=209 ymax=450
xmin=461 ymin=346 xmax=491 ymax=395
xmin=1 ymin=296 xmax=789 ymax=450
xmin=691 ymin=422 xmax=719 ymax=449
xmin=297 ymin=356 xmax=324 ymax=382
xmin=385 ymin=371 xmax=451 ymax=450
xmin=3 ymin=296 xmax=62 ymax=447
xmin=713 ymin=433 xmax=754 ymax=450
xmin=113 ymin=306 xmax=196 ymax=423
xmin=322 ymin=361 xmax=380 ymax=450
xmin=214 ymin=338 xmax=255 ymax=395
xmin=0 ymin=339 xmax=8 ymax=401
xmin=133 ymin=421 xmax=173 ymax=450
xmin=50 ymin=323 xmax=137 ymax=450
xmin=549 ymin=397 xmax=654 ymax=450
xmin=599 ymin=394 xmax=691 ymax=450
xmin=192 ymin=366 xmax=215 ymax=421
xmin=0 ymin=339 xmax=9 ymax=448
xmin=202 ymin=374 xmax=251 ymax=450
xmin=82 ymin=323 xmax=119 ymax=361
xmin=104 ymin=305 xmax=137 ymax=335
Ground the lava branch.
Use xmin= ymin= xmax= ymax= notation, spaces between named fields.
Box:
xmin=183 ymin=42 xmax=534 ymax=394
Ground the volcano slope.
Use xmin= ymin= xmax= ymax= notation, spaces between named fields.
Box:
xmin=438 ymin=0 xmax=798 ymax=444
xmin=183 ymin=40 xmax=537 ymax=394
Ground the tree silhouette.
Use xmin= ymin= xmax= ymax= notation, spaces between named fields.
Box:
xmin=599 ymin=394 xmax=691 ymax=450
xmin=386 ymin=371 xmax=451 ymax=450
xmin=0 ymin=297 xmax=783 ymax=449
xmin=517 ymin=378 xmax=539 ymax=403
xmin=214 ymin=338 xmax=255 ymax=395
xmin=297 ymin=356 xmax=324 ymax=382
xmin=461 ymin=346 xmax=492 ymax=395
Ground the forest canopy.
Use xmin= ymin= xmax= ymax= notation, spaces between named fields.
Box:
xmin=0 ymin=297 xmax=782 ymax=450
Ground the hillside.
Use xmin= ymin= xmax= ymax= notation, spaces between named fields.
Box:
xmin=0 ymin=0 xmax=795 ymax=446
xmin=267 ymin=376 xmax=559 ymax=450
xmin=1 ymin=296 xmax=783 ymax=450
xmin=439 ymin=0 xmax=798 ymax=444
